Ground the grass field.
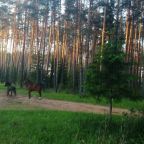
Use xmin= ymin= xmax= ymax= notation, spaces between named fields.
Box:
xmin=0 ymin=110 xmax=144 ymax=144
xmin=1 ymin=83 xmax=144 ymax=110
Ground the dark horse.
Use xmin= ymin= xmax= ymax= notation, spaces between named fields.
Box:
xmin=5 ymin=81 xmax=16 ymax=96
xmin=24 ymin=80 xmax=43 ymax=99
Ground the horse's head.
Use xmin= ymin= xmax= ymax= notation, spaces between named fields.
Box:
xmin=23 ymin=80 xmax=32 ymax=87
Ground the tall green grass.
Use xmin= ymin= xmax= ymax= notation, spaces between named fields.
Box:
xmin=0 ymin=110 xmax=144 ymax=144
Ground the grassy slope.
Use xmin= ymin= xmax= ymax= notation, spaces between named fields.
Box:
xmin=0 ymin=110 xmax=144 ymax=144
xmin=1 ymin=83 xmax=144 ymax=110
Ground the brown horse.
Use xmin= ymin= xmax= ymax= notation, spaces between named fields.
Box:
xmin=24 ymin=80 xmax=43 ymax=99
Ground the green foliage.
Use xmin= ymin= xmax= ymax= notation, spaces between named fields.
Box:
xmin=85 ymin=51 xmax=102 ymax=96
xmin=86 ymin=41 xmax=132 ymax=99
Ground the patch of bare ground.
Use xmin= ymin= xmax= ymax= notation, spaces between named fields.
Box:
xmin=0 ymin=93 xmax=129 ymax=115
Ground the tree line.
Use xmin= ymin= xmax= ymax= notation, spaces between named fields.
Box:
xmin=0 ymin=0 xmax=144 ymax=98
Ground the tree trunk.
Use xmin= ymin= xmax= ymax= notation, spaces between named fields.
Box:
xmin=20 ymin=11 xmax=27 ymax=87
xmin=109 ymin=96 xmax=113 ymax=120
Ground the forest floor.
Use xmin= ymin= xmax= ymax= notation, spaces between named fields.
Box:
xmin=0 ymin=93 xmax=130 ymax=115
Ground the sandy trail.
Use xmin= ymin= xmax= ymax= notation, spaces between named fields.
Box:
xmin=0 ymin=93 xmax=129 ymax=115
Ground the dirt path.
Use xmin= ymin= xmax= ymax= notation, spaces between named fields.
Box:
xmin=0 ymin=93 xmax=129 ymax=115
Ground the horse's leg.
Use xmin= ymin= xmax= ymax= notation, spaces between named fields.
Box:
xmin=39 ymin=90 xmax=41 ymax=98
xmin=28 ymin=90 xmax=31 ymax=99
xmin=14 ymin=89 xmax=16 ymax=96
xmin=7 ymin=88 xmax=9 ymax=96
